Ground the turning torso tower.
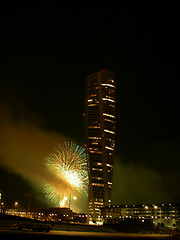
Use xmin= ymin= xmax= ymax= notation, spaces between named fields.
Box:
xmin=84 ymin=69 xmax=116 ymax=223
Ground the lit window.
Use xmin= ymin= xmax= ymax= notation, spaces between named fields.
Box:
xmin=106 ymin=95 xmax=114 ymax=99
xmin=89 ymin=150 xmax=102 ymax=154
xmin=94 ymin=202 xmax=104 ymax=205
xmin=88 ymin=104 xmax=97 ymax=107
xmin=105 ymin=146 xmax=114 ymax=151
xmin=105 ymin=119 xmax=115 ymax=124
xmin=106 ymin=164 xmax=113 ymax=168
xmin=89 ymin=137 xmax=101 ymax=139
xmin=102 ymin=98 xmax=115 ymax=103
xmin=101 ymin=83 xmax=115 ymax=88
xmin=103 ymin=113 xmax=115 ymax=119
xmin=89 ymin=148 xmax=99 ymax=151
xmin=104 ymin=129 xmax=115 ymax=134
xmin=92 ymin=168 xmax=103 ymax=171
xmin=97 ymin=162 xmax=102 ymax=166
xmin=92 ymin=177 xmax=103 ymax=180
xmin=92 ymin=183 xmax=104 ymax=187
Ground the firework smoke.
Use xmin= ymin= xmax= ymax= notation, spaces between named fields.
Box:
xmin=43 ymin=142 xmax=89 ymax=210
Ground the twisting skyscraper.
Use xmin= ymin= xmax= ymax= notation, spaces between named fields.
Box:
xmin=84 ymin=69 xmax=116 ymax=223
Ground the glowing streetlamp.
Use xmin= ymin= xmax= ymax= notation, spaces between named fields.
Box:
xmin=67 ymin=195 xmax=77 ymax=231
xmin=154 ymin=205 xmax=158 ymax=223
xmin=15 ymin=202 xmax=18 ymax=209
xmin=0 ymin=202 xmax=4 ymax=213
xmin=68 ymin=195 xmax=77 ymax=209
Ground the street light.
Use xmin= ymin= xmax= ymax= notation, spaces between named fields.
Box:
xmin=0 ymin=202 xmax=4 ymax=213
xmin=154 ymin=206 xmax=158 ymax=224
xmin=67 ymin=195 xmax=77 ymax=231
xmin=15 ymin=202 xmax=18 ymax=209
xmin=68 ymin=195 xmax=77 ymax=208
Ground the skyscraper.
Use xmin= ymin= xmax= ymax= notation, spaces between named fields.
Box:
xmin=84 ymin=69 xmax=116 ymax=223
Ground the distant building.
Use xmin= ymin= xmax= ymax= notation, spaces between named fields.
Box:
xmin=0 ymin=190 xmax=2 ymax=213
xmin=5 ymin=208 xmax=27 ymax=217
xmin=48 ymin=207 xmax=72 ymax=222
xmin=84 ymin=69 xmax=116 ymax=223
xmin=101 ymin=203 xmax=180 ymax=228
xmin=0 ymin=190 xmax=2 ymax=205
xmin=4 ymin=206 xmax=87 ymax=224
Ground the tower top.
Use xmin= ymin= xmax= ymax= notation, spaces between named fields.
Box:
xmin=99 ymin=68 xmax=109 ymax=72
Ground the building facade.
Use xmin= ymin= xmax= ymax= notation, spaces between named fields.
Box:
xmin=101 ymin=203 xmax=180 ymax=228
xmin=0 ymin=190 xmax=2 ymax=213
xmin=84 ymin=69 xmax=116 ymax=223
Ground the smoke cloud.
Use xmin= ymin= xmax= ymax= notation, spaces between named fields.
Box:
xmin=0 ymin=103 xmax=63 ymax=182
xmin=112 ymin=157 xmax=169 ymax=205
xmin=0 ymin=103 xmax=87 ymax=211
xmin=0 ymin=103 xmax=88 ymax=212
xmin=0 ymin=102 xmax=177 ymax=212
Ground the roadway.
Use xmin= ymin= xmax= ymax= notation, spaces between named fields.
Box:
xmin=0 ymin=229 xmax=171 ymax=240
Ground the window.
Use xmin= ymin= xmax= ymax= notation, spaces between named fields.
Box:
xmin=103 ymin=113 xmax=115 ymax=119
xmin=104 ymin=129 xmax=115 ymax=134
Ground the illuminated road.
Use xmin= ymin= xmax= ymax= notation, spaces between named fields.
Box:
xmin=0 ymin=229 xmax=170 ymax=239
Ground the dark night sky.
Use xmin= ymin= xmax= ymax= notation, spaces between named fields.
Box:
xmin=0 ymin=3 xmax=180 ymax=209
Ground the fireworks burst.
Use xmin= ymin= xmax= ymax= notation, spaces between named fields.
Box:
xmin=43 ymin=142 xmax=89 ymax=208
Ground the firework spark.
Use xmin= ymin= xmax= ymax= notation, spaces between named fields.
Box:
xmin=43 ymin=142 xmax=89 ymax=208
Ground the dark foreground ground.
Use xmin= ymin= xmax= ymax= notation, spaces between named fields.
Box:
xmin=0 ymin=215 xmax=175 ymax=239
xmin=0 ymin=229 xmax=171 ymax=240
